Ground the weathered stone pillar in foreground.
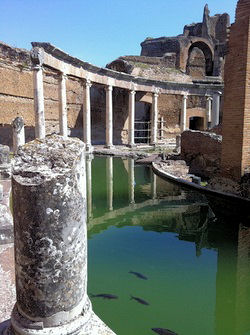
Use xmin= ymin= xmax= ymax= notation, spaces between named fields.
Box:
xmin=12 ymin=117 xmax=25 ymax=155
xmin=4 ymin=135 xmax=115 ymax=335
xmin=33 ymin=65 xmax=45 ymax=139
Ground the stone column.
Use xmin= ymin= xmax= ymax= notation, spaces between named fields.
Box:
xmin=33 ymin=65 xmax=45 ymax=139
xmin=211 ymin=91 xmax=222 ymax=128
xmin=86 ymin=154 xmax=93 ymax=219
xmin=150 ymin=92 xmax=159 ymax=145
xmin=105 ymin=85 xmax=113 ymax=148
xmin=12 ymin=117 xmax=25 ymax=155
xmin=83 ymin=79 xmax=92 ymax=152
xmin=4 ymin=135 xmax=115 ymax=335
xmin=58 ymin=72 xmax=68 ymax=138
xmin=128 ymin=90 xmax=136 ymax=147
xmin=106 ymin=156 xmax=113 ymax=211
xmin=160 ymin=116 xmax=164 ymax=140
xmin=128 ymin=158 xmax=135 ymax=204
xmin=180 ymin=94 xmax=188 ymax=132
xmin=206 ymin=96 xmax=213 ymax=129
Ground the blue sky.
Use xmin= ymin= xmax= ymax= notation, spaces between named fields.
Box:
xmin=0 ymin=0 xmax=237 ymax=67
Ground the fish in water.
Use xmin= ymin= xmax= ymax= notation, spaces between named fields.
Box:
xmin=152 ymin=327 xmax=178 ymax=335
xmin=130 ymin=295 xmax=149 ymax=305
xmin=90 ymin=293 xmax=118 ymax=300
xmin=129 ymin=271 xmax=148 ymax=280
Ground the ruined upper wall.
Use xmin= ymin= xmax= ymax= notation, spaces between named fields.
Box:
xmin=183 ymin=4 xmax=230 ymax=43
xmin=141 ymin=5 xmax=230 ymax=56
xmin=140 ymin=5 xmax=230 ymax=78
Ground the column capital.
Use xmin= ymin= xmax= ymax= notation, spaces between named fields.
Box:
xmin=59 ymin=71 xmax=67 ymax=80
xmin=33 ymin=64 xmax=43 ymax=71
xmin=206 ymin=95 xmax=213 ymax=101
xmin=153 ymin=87 xmax=160 ymax=96
xmin=83 ymin=78 xmax=92 ymax=88
xmin=105 ymin=85 xmax=113 ymax=92
xmin=182 ymin=94 xmax=188 ymax=100
xmin=129 ymin=90 xmax=136 ymax=95
xmin=214 ymin=90 xmax=222 ymax=96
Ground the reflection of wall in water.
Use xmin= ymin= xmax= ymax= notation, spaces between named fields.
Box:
xmin=215 ymin=224 xmax=250 ymax=335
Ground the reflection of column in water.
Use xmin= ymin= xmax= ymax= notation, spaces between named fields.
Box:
xmin=151 ymin=170 xmax=157 ymax=200
xmin=86 ymin=155 xmax=93 ymax=219
xmin=128 ymin=158 xmax=135 ymax=204
xmin=106 ymin=156 xmax=113 ymax=211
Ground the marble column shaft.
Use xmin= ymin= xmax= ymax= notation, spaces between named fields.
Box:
xmin=151 ymin=92 xmax=159 ymax=145
xmin=33 ymin=65 xmax=45 ymax=139
xmin=83 ymin=80 xmax=92 ymax=151
xmin=211 ymin=91 xmax=221 ymax=128
xmin=105 ymin=85 xmax=113 ymax=148
xmin=181 ymin=94 xmax=188 ymax=132
xmin=58 ymin=72 xmax=68 ymax=138
xmin=206 ymin=96 xmax=213 ymax=129
xmin=128 ymin=90 xmax=136 ymax=147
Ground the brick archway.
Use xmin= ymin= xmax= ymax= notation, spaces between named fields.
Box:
xmin=187 ymin=41 xmax=214 ymax=76
xmin=179 ymin=38 xmax=214 ymax=75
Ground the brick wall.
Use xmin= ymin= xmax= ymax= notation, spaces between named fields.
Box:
xmin=221 ymin=0 xmax=250 ymax=180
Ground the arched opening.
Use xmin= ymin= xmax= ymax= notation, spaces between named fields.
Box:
xmin=186 ymin=41 xmax=214 ymax=77
xmin=189 ymin=116 xmax=205 ymax=130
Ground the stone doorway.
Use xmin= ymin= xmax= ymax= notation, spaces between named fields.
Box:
xmin=189 ymin=116 xmax=205 ymax=130
xmin=134 ymin=101 xmax=151 ymax=144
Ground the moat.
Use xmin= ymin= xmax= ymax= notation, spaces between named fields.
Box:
xmin=87 ymin=156 xmax=250 ymax=335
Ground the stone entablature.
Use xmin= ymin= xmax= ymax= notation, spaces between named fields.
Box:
xmin=32 ymin=42 xmax=223 ymax=96
xmin=0 ymin=39 xmax=223 ymax=149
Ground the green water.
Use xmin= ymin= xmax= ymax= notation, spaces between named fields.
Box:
xmin=87 ymin=156 xmax=250 ymax=335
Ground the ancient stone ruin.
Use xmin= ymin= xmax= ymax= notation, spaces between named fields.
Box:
xmin=0 ymin=5 xmax=227 ymax=151
xmin=108 ymin=5 xmax=229 ymax=79
xmin=1 ymin=135 xmax=115 ymax=335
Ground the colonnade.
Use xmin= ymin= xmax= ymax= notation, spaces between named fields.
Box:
xmin=33 ymin=65 xmax=222 ymax=150
xmin=33 ymin=66 xmax=160 ymax=151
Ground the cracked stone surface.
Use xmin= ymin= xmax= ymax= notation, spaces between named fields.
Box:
xmin=4 ymin=135 xmax=116 ymax=335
